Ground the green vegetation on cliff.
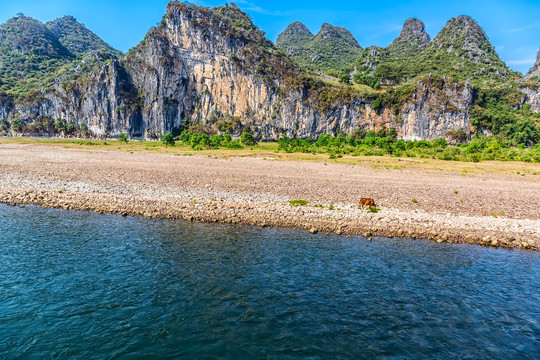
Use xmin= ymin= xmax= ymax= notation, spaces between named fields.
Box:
xmin=0 ymin=14 xmax=74 ymax=97
xmin=470 ymin=86 xmax=540 ymax=146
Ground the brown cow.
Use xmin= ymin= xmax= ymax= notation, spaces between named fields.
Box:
xmin=360 ymin=197 xmax=376 ymax=208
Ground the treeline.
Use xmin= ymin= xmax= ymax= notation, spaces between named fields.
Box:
xmin=0 ymin=115 xmax=91 ymax=137
xmin=164 ymin=127 xmax=540 ymax=163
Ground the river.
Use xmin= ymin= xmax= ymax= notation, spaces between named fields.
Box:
xmin=1 ymin=204 xmax=539 ymax=359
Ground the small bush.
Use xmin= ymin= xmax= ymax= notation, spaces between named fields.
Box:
xmin=240 ymin=132 xmax=257 ymax=146
xmin=161 ymin=133 xmax=175 ymax=146
xmin=117 ymin=133 xmax=128 ymax=143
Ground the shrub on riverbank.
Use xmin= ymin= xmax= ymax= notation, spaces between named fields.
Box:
xmin=276 ymin=133 xmax=540 ymax=163
xmin=161 ymin=132 xmax=175 ymax=146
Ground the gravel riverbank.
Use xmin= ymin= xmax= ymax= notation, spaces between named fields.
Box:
xmin=1 ymin=144 xmax=539 ymax=250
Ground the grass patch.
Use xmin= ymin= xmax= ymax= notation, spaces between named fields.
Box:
xmin=289 ymin=199 xmax=308 ymax=207
xmin=367 ymin=206 xmax=380 ymax=213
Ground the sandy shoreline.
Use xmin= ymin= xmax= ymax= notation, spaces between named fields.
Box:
xmin=1 ymin=143 xmax=539 ymax=250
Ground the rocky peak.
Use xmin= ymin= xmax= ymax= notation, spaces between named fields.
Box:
xmin=278 ymin=21 xmax=312 ymax=39
xmin=433 ymin=15 xmax=489 ymax=51
xmin=276 ymin=21 xmax=314 ymax=51
xmin=400 ymin=18 xmax=430 ymax=43
xmin=386 ymin=18 xmax=430 ymax=58
xmin=275 ymin=20 xmax=362 ymax=72
xmin=45 ymin=16 xmax=122 ymax=58
xmin=164 ymin=2 xmax=271 ymax=48
xmin=316 ymin=23 xmax=361 ymax=49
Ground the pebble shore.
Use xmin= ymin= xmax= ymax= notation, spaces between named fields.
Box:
xmin=1 ymin=144 xmax=539 ymax=250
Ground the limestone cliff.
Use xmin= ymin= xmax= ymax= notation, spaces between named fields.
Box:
xmin=0 ymin=3 xmax=520 ymax=141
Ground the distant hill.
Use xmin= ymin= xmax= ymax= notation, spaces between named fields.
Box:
xmin=275 ymin=21 xmax=313 ymax=51
xmin=276 ymin=22 xmax=362 ymax=73
xmin=0 ymin=13 xmax=122 ymax=98
xmin=46 ymin=16 xmax=123 ymax=58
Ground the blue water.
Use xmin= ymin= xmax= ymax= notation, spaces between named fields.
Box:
xmin=0 ymin=204 xmax=539 ymax=359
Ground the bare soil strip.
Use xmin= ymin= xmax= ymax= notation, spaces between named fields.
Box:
xmin=1 ymin=144 xmax=539 ymax=250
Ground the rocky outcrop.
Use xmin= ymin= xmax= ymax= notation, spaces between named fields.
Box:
xmin=520 ymin=86 xmax=540 ymax=112
xmin=356 ymin=45 xmax=388 ymax=73
xmin=0 ymin=3 xmax=477 ymax=140
xmin=400 ymin=78 xmax=474 ymax=140
xmin=526 ymin=48 xmax=540 ymax=79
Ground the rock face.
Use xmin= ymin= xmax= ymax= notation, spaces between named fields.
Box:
xmin=0 ymin=4 xmax=504 ymax=141
xmin=520 ymin=86 xmax=540 ymax=112
xmin=400 ymin=78 xmax=474 ymax=140
xmin=386 ymin=18 xmax=430 ymax=58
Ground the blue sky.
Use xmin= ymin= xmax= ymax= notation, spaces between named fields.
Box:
xmin=1 ymin=0 xmax=539 ymax=74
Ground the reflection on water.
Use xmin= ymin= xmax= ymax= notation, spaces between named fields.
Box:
xmin=0 ymin=204 xmax=539 ymax=359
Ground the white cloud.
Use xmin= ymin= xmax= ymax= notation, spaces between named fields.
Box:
xmin=233 ymin=0 xmax=284 ymax=16
xmin=507 ymin=58 xmax=535 ymax=65
xmin=502 ymin=22 xmax=540 ymax=33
